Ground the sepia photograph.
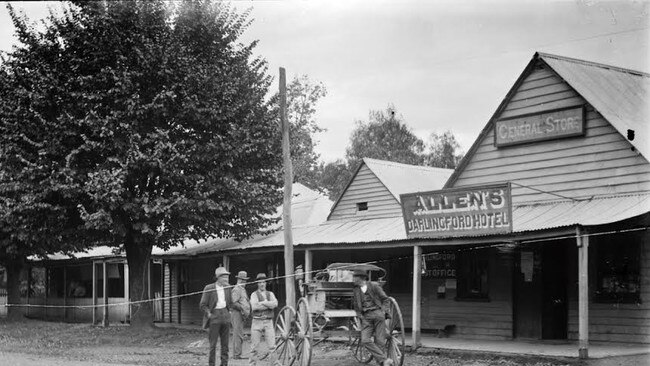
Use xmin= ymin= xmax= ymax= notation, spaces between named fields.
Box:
xmin=0 ymin=1 xmax=648 ymax=365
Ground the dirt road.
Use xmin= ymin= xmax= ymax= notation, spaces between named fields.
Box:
xmin=0 ymin=319 xmax=647 ymax=366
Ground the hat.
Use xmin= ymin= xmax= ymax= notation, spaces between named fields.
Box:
xmin=352 ymin=269 xmax=368 ymax=278
xmin=236 ymin=271 xmax=249 ymax=280
xmin=215 ymin=267 xmax=230 ymax=278
xmin=256 ymin=273 xmax=268 ymax=280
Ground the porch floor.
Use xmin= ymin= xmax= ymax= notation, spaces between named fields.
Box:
xmin=155 ymin=323 xmax=650 ymax=359
xmin=417 ymin=336 xmax=650 ymax=359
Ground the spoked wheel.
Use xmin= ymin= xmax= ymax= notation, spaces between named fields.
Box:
xmin=385 ymin=297 xmax=405 ymax=366
xmin=274 ymin=298 xmax=313 ymax=366
xmin=275 ymin=305 xmax=296 ymax=365
xmin=351 ymin=316 xmax=372 ymax=363
xmin=293 ymin=297 xmax=313 ymax=366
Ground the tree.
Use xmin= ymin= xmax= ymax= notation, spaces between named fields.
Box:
xmin=345 ymin=105 xmax=426 ymax=167
xmin=318 ymin=159 xmax=353 ymax=202
xmin=1 ymin=0 xmax=283 ymax=328
xmin=425 ymin=131 xmax=464 ymax=169
xmin=286 ymin=75 xmax=327 ymax=189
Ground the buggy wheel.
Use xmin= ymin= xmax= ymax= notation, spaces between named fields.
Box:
xmin=385 ymin=297 xmax=405 ymax=366
xmin=293 ymin=297 xmax=313 ymax=366
xmin=275 ymin=305 xmax=296 ymax=365
xmin=351 ymin=317 xmax=372 ymax=363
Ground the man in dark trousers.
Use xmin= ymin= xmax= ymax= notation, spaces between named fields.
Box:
xmin=231 ymin=270 xmax=251 ymax=360
xmin=352 ymin=269 xmax=393 ymax=366
xmin=200 ymin=266 xmax=232 ymax=366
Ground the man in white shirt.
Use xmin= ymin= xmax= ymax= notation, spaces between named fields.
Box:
xmin=200 ymin=267 xmax=232 ymax=366
xmin=249 ymin=273 xmax=279 ymax=365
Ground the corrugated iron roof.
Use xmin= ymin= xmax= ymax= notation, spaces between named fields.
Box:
xmin=363 ymin=158 xmax=454 ymax=203
xmin=539 ymin=53 xmax=649 ymax=159
xmin=513 ymin=193 xmax=650 ymax=232
xmin=42 ymin=193 xmax=649 ymax=260
xmin=156 ymin=193 xmax=650 ymax=256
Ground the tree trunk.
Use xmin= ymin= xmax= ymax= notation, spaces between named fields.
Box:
xmin=124 ymin=233 xmax=155 ymax=330
xmin=5 ymin=257 xmax=25 ymax=321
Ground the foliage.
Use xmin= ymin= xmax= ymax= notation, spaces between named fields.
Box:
xmin=424 ymin=131 xmax=464 ymax=169
xmin=317 ymin=159 xmax=354 ymax=202
xmin=345 ymin=105 xmax=426 ymax=167
xmin=316 ymin=106 xmax=464 ymax=200
xmin=286 ymin=75 xmax=327 ymax=190
xmin=1 ymin=0 xmax=283 ymax=326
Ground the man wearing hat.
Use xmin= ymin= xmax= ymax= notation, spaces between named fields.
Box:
xmin=352 ymin=269 xmax=393 ymax=366
xmin=249 ymin=273 xmax=279 ymax=365
xmin=200 ymin=267 xmax=233 ymax=366
xmin=231 ymin=270 xmax=251 ymax=360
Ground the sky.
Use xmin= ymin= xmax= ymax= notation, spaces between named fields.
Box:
xmin=1 ymin=0 xmax=648 ymax=163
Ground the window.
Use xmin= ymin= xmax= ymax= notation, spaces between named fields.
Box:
xmin=356 ymin=202 xmax=368 ymax=212
xmin=456 ymin=249 xmax=489 ymax=300
xmin=95 ymin=263 xmax=126 ymax=298
xmin=595 ymin=236 xmax=640 ymax=303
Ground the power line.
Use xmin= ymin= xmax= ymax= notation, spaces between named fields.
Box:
xmin=2 ymin=225 xmax=646 ymax=310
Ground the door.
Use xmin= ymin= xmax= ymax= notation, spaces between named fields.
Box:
xmin=541 ymin=243 xmax=568 ymax=339
xmin=514 ymin=247 xmax=542 ymax=338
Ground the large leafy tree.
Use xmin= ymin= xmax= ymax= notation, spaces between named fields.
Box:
xmin=286 ymin=75 xmax=327 ymax=189
xmin=345 ymin=105 xmax=426 ymax=167
xmin=1 ymin=0 xmax=283 ymax=327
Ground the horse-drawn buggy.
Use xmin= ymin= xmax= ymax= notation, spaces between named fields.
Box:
xmin=273 ymin=263 xmax=405 ymax=366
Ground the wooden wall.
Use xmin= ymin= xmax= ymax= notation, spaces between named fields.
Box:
xmin=420 ymin=248 xmax=514 ymax=340
xmin=328 ymin=164 xmax=402 ymax=221
xmin=567 ymin=230 xmax=650 ymax=343
xmin=451 ymin=61 xmax=650 ymax=203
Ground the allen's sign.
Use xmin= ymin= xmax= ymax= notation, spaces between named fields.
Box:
xmin=494 ymin=105 xmax=585 ymax=147
xmin=400 ymin=183 xmax=512 ymax=239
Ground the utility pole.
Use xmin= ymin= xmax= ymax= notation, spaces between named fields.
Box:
xmin=280 ymin=67 xmax=295 ymax=309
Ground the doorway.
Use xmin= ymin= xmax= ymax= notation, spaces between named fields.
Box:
xmin=514 ymin=242 xmax=568 ymax=339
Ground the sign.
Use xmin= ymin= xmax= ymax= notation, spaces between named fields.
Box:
xmin=494 ymin=106 xmax=585 ymax=147
xmin=401 ymin=183 xmax=512 ymax=239
xmin=423 ymin=252 xmax=457 ymax=279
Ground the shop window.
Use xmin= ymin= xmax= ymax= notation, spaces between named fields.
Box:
xmin=0 ymin=267 xmax=6 ymax=296
xmin=456 ymin=249 xmax=489 ymax=300
xmin=595 ymin=240 xmax=640 ymax=303
xmin=48 ymin=267 xmax=65 ymax=298
xmin=96 ymin=263 xmax=126 ymax=298
xmin=66 ymin=265 xmax=93 ymax=298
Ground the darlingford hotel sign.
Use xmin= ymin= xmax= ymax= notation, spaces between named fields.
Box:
xmin=400 ymin=183 xmax=512 ymax=239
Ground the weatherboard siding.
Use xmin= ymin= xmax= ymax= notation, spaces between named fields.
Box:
xmin=421 ymin=249 xmax=514 ymax=339
xmin=328 ymin=164 xmax=403 ymax=221
xmin=452 ymin=62 xmax=650 ymax=203
xmin=567 ymin=231 xmax=650 ymax=344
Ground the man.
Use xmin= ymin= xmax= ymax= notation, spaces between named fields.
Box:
xmin=249 ymin=273 xmax=279 ymax=366
xmin=231 ymin=270 xmax=251 ymax=360
xmin=200 ymin=267 xmax=232 ymax=366
xmin=352 ymin=269 xmax=393 ymax=366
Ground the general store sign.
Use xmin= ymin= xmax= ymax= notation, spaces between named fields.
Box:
xmin=401 ymin=183 xmax=512 ymax=239
xmin=494 ymin=106 xmax=585 ymax=147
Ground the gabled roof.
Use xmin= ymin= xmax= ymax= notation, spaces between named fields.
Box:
xmin=539 ymin=52 xmax=649 ymax=158
xmin=363 ymin=158 xmax=453 ymax=203
xmin=446 ymin=52 xmax=649 ymax=188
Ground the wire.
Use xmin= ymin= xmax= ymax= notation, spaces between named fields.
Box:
xmin=1 ymin=225 xmax=646 ymax=309
xmin=510 ymin=182 xmax=585 ymax=202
